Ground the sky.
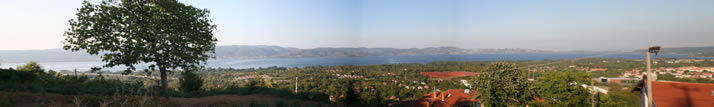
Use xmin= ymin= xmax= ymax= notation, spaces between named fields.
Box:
xmin=1 ymin=0 xmax=714 ymax=51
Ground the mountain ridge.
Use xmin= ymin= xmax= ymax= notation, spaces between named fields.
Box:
xmin=630 ymin=46 xmax=714 ymax=57
xmin=0 ymin=45 xmax=549 ymax=63
xmin=3 ymin=45 xmax=712 ymax=63
xmin=215 ymin=45 xmax=550 ymax=59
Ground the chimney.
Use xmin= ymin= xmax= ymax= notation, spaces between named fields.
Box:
xmin=440 ymin=93 xmax=445 ymax=101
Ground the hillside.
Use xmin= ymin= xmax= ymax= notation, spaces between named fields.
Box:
xmin=215 ymin=45 xmax=548 ymax=59
xmin=631 ymin=46 xmax=714 ymax=57
xmin=661 ymin=46 xmax=714 ymax=57
xmin=4 ymin=45 xmax=712 ymax=63
xmin=0 ymin=45 xmax=547 ymax=63
xmin=0 ymin=48 xmax=100 ymax=63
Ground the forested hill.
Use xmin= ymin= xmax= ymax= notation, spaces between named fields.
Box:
xmin=0 ymin=48 xmax=99 ymax=63
xmin=4 ymin=45 xmax=714 ymax=63
xmin=0 ymin=45 xmax=546 ymax=63
xmin=631 ymin=46 xmax=714 ymax=57
xmin=215 ymin=45 xmax=548 ymax=59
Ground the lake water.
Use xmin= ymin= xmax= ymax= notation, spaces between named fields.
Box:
xmin=0 ymin=53 xmax=700 ymax=71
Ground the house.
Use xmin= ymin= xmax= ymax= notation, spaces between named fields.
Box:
xmin=420 ymin=71 xmax=479 ymax=79
xmin=588 ymin=68 xmax=608 ymax=72
xmin=632 ymin=77 xmax=714 ymax=107
xmin=674 ymin=66 xmax=714 ymax=73
xmin=594 ymin=77 xmax=640 ymax=84
xmin=622 ymin=69 xmax=643 ymax=78
xmin=700 ymin=72 xmax=714 ymax=78
xmin=388 ymin=89 xmax=480 ymax=107
xmin=324 ymin=69 xmax=343 ymax=72
xmin=576 ymin=67 xmax=589 ymax=71
xmin=390 ymin=96 xmax=399 ymax=100
xmin=389 ymin=89 xmax=544 ymax=107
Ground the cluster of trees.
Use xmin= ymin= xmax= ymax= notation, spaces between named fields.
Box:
xmin=190 ymin=63 xmax=475 ymax=105
xmin=0 ymin=62 xmax=164 ymax=106
xmin=63 ymin=0 xmax=217 ymax=98
xmin=2 ymin=60 xmax=650 ymax=106
xmin=533 ymin=71 xmax=593 ymax=106
xmin=177 ymin=61 xmax=645 ymax=106
xmin=471 ymin=62 xmax=536 ymax=106
xmin=1 ymin=61 xmax=331 ymax=106
xmin=179 ymin=71 xmax=203 ymax=93
xmin=10 ymin=61 xmax=478 ymax=105
xmin=471 ymin=62 xmax=641 ymax=107
xmin=509 ymin=58 xmax=714 ymax=78
xmin=9 ymin=52 xmax=680 ymax=106
xmin=658 ymin=73 xmax=714 ymax=83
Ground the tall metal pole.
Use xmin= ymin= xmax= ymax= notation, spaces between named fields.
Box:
xmin=646 ymin=52 xmax=654 ymax=107
xmin=295 ymin=77 xmax=298 ymax=93
xmin=591 ymin=79 xmax=595 ymax=107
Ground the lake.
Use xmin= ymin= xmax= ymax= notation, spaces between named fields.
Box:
xmin=0 ymin=53 xmax=700 ymax=71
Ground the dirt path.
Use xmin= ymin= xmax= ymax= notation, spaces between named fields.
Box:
xmin=166 ymin=94 xmax=332 ymax=107
xmin=0 ymin=91 xmax=339 ymax=107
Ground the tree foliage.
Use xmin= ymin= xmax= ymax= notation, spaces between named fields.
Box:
xmin=64 ymin=0 xmax=217 ymax=97
xmin=0 ymin=60 xmax=659 ymax=105
xmin=658 ymin=73 xmax=714 ymax=83
xmin=16 ymin=61 xmax=44 ymax=72
xmin=344 ymin=80 xmax=359 ymax=105
xmin=596 ymin=84 xmax=641 ymax=107
xmin=180 ymin=70 xmax=203 ymax=92
xmin=534 ymin=71 xmax=592 ymax=106
xmin=471 ymin=62 xmax=535 ymax=107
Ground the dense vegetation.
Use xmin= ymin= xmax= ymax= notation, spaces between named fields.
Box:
xmin=0 ymin=62 xmax=162 ymax=106
xmin=7 ymin=57 xmax=709 ymax=106
xmin=657 ymin=73 xmax=714 ymax=83
xmin=63 ymin=0 xmax=218 ymax=97
xmin=533 ymin=71 xmax=593 ymax=106
xmin=471 ymin=62 xmax=535 ymax=106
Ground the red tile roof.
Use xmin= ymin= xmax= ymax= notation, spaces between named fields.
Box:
xmin=388 ymin=89 xmax=479 ymax=107
xmin=634 ymin=81 xmax=714 ymax=107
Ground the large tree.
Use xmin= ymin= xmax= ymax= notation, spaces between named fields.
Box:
xmin=534 ymin=71 xmax=592 ymax=106
xmin=64 ymin=0 xmax=217 ymax=97
xmin=471 ymin=62 xmax=536 ymax=107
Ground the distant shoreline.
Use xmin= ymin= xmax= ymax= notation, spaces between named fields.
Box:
xmin=2 ymin=53 xmax=704 ymax=72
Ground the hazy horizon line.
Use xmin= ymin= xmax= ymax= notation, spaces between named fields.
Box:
xmin=1 ymin=44 xmax=708 ymax=52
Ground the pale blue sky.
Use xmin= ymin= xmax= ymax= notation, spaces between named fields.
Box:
xmin=1 ymin=0 xmax=713 ymax=51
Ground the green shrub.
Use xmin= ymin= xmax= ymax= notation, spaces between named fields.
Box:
xmin=85 ymin=96 xmax=103 ymax=107
xmin=179 ymin=71 xmax=203 ymax=93
xmin=15 ymin=61 xmax=43 ymax=72
xmin=275 ymin=101 xmax=287 ymax=107
xmin=248 ymin=98 xmax=267 ymax=107
xmin=0 ymin=69 xmax=37 ymax=83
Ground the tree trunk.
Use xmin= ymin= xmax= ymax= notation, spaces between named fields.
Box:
xmin=159 ymin=66 xmax=169 ymax=98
